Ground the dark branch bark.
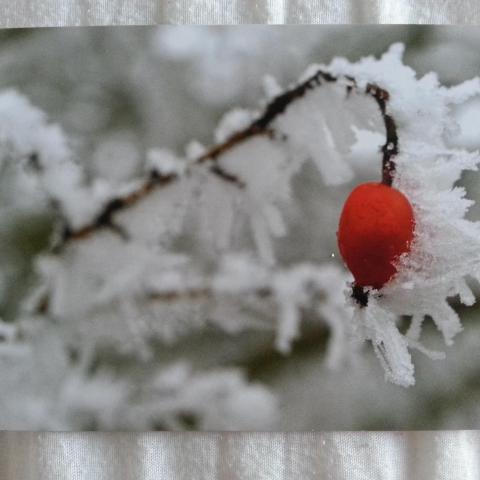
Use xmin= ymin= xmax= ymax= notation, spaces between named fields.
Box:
xmin=365 ymin=83 xmax=398 ymax=186
xmin=145 ymin=285 xmax=271 ymax=303
xmin=57 ymin=68 xmax=398 ymax=250
xmin=352 ymin=284 xmax=370 ymax=307
xmin=58 ymin=172 xmax=177 ymax=245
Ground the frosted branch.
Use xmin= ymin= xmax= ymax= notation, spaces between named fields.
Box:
xmin=58 ymin=69 xmax=398 ymax=247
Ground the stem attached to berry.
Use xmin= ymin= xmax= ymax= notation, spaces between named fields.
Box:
xmin=346 ymin=84 xmax=400 ymax=306
xmin=365 ymin=84 xmax=398 ymax=187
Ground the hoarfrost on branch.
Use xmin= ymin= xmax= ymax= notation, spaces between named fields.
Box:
xmin=1 ymin=43 xmax=480 ymax=428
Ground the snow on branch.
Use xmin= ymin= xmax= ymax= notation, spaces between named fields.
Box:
xmin=15 ymin=55 xmax=388 ymax=373
xmin=1 ymin=42 xmax=479 ymax=418
xmin=330 ymin=44 xmax=480 ymax=386
xmin=0 ymin=321 xmax=277 ymax=430
xmin=54 ymin=65 xmax=396 ymax=246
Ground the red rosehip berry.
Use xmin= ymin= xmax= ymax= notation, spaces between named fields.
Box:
xmin=337 ymin=182 xmax=415 ymax=290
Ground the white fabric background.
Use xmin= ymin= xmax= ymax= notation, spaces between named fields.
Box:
xmin=0 ymin=0 xmax=479 ymax=26
xmin=0 ymin=431 xmax=479 ymax=479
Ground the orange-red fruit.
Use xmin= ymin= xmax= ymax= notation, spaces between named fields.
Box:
xmin=337 ymin=182 xmax=415 ymax=290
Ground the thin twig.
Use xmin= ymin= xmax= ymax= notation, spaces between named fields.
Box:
xmin=145 ymin=286 xmax=272 ymax=303
xmin=56 ymin=69 xmax=398 ymax=254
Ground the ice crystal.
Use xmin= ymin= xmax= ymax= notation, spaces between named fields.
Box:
xmin=2 ymin=42 xmax=480 ymax=429
xmin=328 ymin=44 xmax=480 ymax=386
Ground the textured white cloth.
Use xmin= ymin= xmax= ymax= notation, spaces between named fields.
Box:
xmin=0 ymin=431 xmax=479 ymax=479
xmin=0 ymin=0 xmax=479 ymax=26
